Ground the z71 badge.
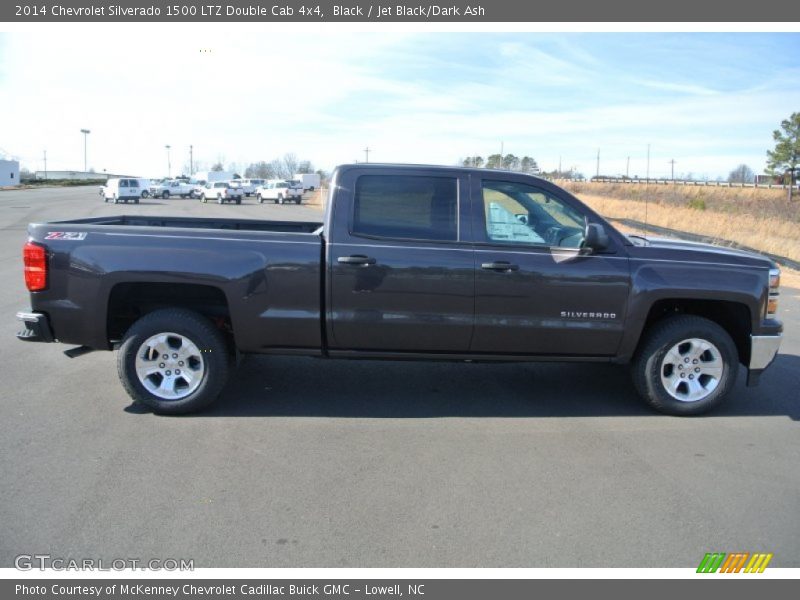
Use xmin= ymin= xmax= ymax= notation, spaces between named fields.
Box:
xmin=44 ymin=232 xmax=87 ymax=240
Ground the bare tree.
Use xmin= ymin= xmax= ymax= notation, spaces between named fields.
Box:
xmin=281 ymin=153 xmax=299 ymax=179
xmin=727 ymin=164 xmax=755 ymax=184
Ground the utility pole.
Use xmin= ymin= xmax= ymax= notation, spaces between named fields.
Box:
xmin=596 ymin=148 xmax=600 ymax=178
xmin=80 ymin=129 xmax=90 ymax=172
xmin=43 ymin=150 xmax=47 ymax=180
xmin=668 ymin=159 xmax=677 ymax=181
xmin=646 ymin=144 xmax=651 ymax=181
xmin=558 ymin=156 xmax=562 ymax=175
xmin=363 ymin=146 xmax=370 ymax=163
xmin=165 ymin=145 xmax=171 ymax=177
xmin=626 ymin=156 xmax=630 ymax=179
xmin=500 ymin=140 xmax=504 ymax=159
xmin=189 ymin=145 xmax=193 ymax=175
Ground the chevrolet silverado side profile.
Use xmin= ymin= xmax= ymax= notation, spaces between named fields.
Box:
xmin=16 ymin=164 xmax=783 ymax=415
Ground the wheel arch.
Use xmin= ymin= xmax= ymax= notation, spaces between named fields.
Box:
xmin=107 ymin=282 xmax=232 ymax=347
xmin=634 ymin=298 xmax=752 ymax=366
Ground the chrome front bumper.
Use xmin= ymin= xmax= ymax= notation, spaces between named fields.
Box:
xmin=750 ymin=334 xmax=782 ymax=370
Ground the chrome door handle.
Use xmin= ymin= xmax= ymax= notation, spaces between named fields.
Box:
xmin=481 ymin=261 xmax=519 ymax=272
xmin=338 ymin=255 xmax=376 ymax=266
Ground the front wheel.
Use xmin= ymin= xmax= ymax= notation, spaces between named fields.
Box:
xmin=277 ymin=195 xmax=284 ymax=205
xmin=200 ymin=194 xmax=207 ymax=203
xmin=141 ymin=190 xmax=150 ymax=199
xmin=257 ymin=194 xmax=263 ymax=203
xmin=117 ymin=308 xmax=231 ymax=414
xmin=632 ymin=315 xmax=738 ymax=416
xmin=162 ymin=191 xmax=169 ymax=199
xmin=217 ymin=194 xmax=223 ymax=204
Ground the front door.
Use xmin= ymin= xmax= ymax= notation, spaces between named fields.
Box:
xmin=328 ymin=167 xmax=474 ymax=353
xmin=471 ymin=176 xmax=631 ymax=356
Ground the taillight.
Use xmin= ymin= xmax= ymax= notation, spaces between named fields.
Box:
xmin=23 ymin=242 xmax=47 ymax=291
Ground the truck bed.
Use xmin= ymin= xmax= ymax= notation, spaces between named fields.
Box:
xmin=49 ymin=215 xmax=323 ymax=234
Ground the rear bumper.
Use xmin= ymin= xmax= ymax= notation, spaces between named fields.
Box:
xmin=16 ymin=311 xmax=54 ymax=343
xmin=746 ymin=334 xmax=782 ymax=386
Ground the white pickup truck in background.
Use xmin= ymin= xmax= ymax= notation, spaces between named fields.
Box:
xmin=199 ymin=181 xmax=244 ymax=204
xmin=149 ymin=180 xmax=194 ymax=199
xmin=255 ymin=180 xmax=303 ymax=204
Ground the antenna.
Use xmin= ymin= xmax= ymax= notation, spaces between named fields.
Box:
xmin=644 ymin=144 xmax=651 ymax=240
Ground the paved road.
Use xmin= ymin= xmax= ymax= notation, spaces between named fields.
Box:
xmin=1 ymin=186 xmax=798 ymax=568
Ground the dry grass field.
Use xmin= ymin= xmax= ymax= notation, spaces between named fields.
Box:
xmin=563 ymin=182 xmax=800 ymax=263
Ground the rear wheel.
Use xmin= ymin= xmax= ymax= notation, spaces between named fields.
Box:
xmin=257 ymin=194 xmax=263 ymax=204
xmin=236 ymin=197 xmax=242 ymax=205
xmin=632 ymin=315 xmax=738 ymax=416
xmin=117 ymin=309 xmax=230 ymax=415
xmin=200 ymin=194 xmax=207 ymax=203
xmin=113 ymin=194 xmax=119 ymax=204
xmin=295 ymin=197 xmax=301 ymax=205
xmin=217 ymin=194 xmax=223 ymax=204
xmin=278 ymin=195 xmax=284 ymax=205
xmin=141 ymin=190 xmax=150 ymax=199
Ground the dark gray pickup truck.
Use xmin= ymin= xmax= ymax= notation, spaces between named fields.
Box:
xmin=17 ymin=164 xmax=783 ymax=415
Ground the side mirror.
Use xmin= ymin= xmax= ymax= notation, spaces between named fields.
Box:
xmin=582 ymin=223 xmax=609 ymax=253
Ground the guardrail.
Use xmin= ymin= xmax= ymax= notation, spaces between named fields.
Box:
xmin=556 ymin=177 xmax=798 ymax=190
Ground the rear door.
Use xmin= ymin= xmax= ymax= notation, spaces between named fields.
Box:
xmin=327 ymin=167 xmax=474 ymax=353
xmin=471 ymin=175 xmax=631 ymax=356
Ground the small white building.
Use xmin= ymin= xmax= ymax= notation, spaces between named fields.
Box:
xmin=0 ymin=159 xmax=20 ymax=187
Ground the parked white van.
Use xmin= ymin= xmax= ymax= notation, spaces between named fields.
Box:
xmin=103 ymin=178 xmax=146 ymax=204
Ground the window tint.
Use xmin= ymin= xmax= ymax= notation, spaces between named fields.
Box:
xmin=119 ymin=180 xmax=128 ymax=188
xmin=353 ymin=175 xmax=458 ymax=241
xmin=130 ymin=180 xmax=139 ymax=188
xmin=482 ymin=180 xmax=585 ymax=248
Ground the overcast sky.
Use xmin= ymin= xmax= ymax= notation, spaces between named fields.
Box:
xmin=1 ymin=32 xmax=798 ymax=179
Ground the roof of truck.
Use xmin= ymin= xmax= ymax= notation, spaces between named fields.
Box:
xmin=334 ymin=163 xmax=547 ymax=180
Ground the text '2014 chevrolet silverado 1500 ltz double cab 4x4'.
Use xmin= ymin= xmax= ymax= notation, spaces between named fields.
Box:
xmin=17 ymin=164 xmax=783 ymax=415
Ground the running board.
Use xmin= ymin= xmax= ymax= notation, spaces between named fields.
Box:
xmin=63 ymin=346 xmax=95 ymax=359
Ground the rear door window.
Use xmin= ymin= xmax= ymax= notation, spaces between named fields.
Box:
xmin=352 ymin=175 xmax=458 ymax=242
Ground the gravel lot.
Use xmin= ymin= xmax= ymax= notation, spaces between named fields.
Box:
xmin=1 ymin=185 xmax=798 ymax=568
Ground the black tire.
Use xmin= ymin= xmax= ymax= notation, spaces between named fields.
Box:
xmin=632 ymin=315 xmax=738 ymax=416
xmin=278 ymin=195 xmax=284 ymax=205
xmin=117 ymin=308 xmax=230 ymax=415
xmin=141 ymin=190 xmax=150 ymax=199
xmin=113 ymin=195 xmax=119 ymax=204
xmin=295 ymin=197 xmax=301 ymax=205
xmin=200 ymin=194 xmax=207 ymax=203
xmin=134 ymin=198 xmax=139 ymax=204
xmin=236 ymin=197 xmax=241 ymax=205
xmin=257 ymin=194 xmax=263 ymax=204
xmin=217 ymin=194 xmax=223 ymax=205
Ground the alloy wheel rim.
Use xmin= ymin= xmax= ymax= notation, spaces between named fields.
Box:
xmin=134 ymin=332 xmax=205 ymax=400
xmin=660 ymin=337 xmax=723 ymax=402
